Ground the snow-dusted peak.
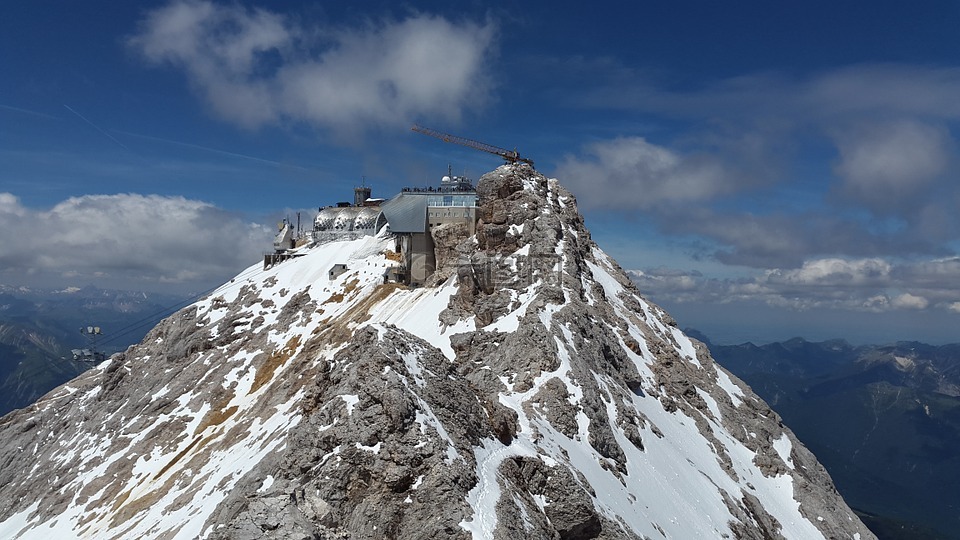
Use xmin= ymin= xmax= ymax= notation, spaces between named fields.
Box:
xmin=0 ymin=164 xmax=873 ymax=540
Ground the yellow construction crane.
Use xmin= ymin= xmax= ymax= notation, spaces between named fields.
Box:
xmin=411 ymin=124 xmax=535 ymax=167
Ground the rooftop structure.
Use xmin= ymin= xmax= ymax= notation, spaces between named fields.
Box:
xmin=315 ymin=205 xmax=384 ymax=233
xmin=267 ymin=171 xmax=478 ymax=285
xmin=382 ymin=172 xmax=478 ymax=284
xmin=312 ymin=185 xmax=388 ymax=245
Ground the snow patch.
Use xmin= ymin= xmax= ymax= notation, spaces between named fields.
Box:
xmin=714 ymin=369 xmax=744 ymax=407
xmin=773 ymin=433 xmax=795 ymax=469
xmin=339 ymin=394 xmax=360 ymax=415
xmin=696 ymin=387 xmax=722 ymax=422
xmin=355 ymin=442 xmax=382 ymax=454
xmin=257 ymin=475 xmax=275 ymax=493
xmin=459 ymin=438 xmax=538 ymax=539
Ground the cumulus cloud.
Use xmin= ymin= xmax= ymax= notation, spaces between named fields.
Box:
xmin=558 ymin=60 xmax=960 ymax=218
xmin=0 ymin=193 xmax=272 ymax=292
xmin=558 ymin=132 xmax=955 ymax=270
xmin=891 ymin=293 xmax=929 ymax=310
xmin=628 ymin=267 xmax=704 ymax=294
xmin=554 ymin=137 xmax=744 ymax=210
xmin=831 ymin=119 xmax=951 ymax=210
xmin=653 ymin=206 xmax=941 ymax=270
xmin=680 ymin=211 xmax=817 ymax=269
xmin=552 ymin=108 xmax=955 ymax=268
xmin=764 ymin=258 xmax=891 ymax=287
xmin=128 ymin=0 xmax=495 ymax=131
xmin=541 ymin=58 xmax=960 ymax=330
xmin=897 ymin=257 xmax=960 ymax=285
xmin=629 ymin=257 xmax=960 ymax=314
xmin=0 ymin=193 xmax=27 ymax=217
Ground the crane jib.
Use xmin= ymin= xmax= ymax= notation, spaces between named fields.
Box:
xmin=411 ymin=124 xmax=534 ymax=167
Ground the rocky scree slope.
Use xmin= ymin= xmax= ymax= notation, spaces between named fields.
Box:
xmin=0 ymin=164 xmax=873 ymax=539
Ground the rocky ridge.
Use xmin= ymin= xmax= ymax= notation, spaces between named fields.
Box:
xmin=0 ymin=164 xmax=873 ymax=539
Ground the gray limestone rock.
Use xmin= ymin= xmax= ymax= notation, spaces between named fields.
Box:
xmin=0 ymin=164 xmax=874 ymax=540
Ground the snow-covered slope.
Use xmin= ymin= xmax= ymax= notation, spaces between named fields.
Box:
xmin=0 ymin=165 xmax=873 ymax=539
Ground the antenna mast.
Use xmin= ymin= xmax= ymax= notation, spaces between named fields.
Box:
xmin=411 ymin=124 xmax=534 ymax=167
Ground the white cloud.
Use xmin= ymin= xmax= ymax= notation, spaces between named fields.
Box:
xmin=804 ymin=64 xmax=960 ymax=119
xmin=832 ymin=119 xmax=951 ymax=209
xmin=860 ymin=295 xmax=891 ymax=312
xmin=629 ymin=257 xmax=960 ymax=314
xmin=627 ymin=268 xmax=702 ymax=293
xmin=554 ymin=137 xmax=738 ymax=210
xmin=0 ymin=193 xmax=26 ymax=217
xmin=559 ymin=60 xmax=960 ymax=217
xmin=891 ymin=293 xmax=929 ymax=310
xmin=0 ymin=193 xmax=272 ymax=292
xmin=897 ymin=256 xmax=960 ymax=284
xmin=129 ymin=1 xmax=496 ymax=131
xmin=570 ymin=62 xmax=960 ymax=123
xmin=764 ymin=258 xmax=891 ymax=287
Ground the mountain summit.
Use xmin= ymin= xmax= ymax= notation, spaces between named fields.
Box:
xmin=0 ymin=165 xmax=873 ymax=539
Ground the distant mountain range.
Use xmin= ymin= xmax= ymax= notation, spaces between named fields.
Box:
xmin=695 ymin=331 xmax=960 ymax=540
xmin=0 ymin=285 xmax=191 ymax=415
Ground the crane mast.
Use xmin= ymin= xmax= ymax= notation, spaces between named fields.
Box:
xmin=411 ymin=124 xmax=534 ymax=167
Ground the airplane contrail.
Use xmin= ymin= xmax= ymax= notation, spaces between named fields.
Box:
xmin=0 ymin=103 xmax=60 ymax=120
xmin=112 ymin=129 xmax=311 ymax=171
xmin=63 ymin=104 xmax=129 ymax=150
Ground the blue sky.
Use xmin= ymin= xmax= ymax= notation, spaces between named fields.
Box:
xmin=3 ymin=0 xmax=960 ymax=345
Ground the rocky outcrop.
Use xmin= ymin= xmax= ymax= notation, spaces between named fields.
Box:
xmin=430 ymin=221 xmax=472 ymax=284
xmin=0 ymin=164 xmax=874 ymax=540
xmin=208 ymin=325 xmax=486 ymax=539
